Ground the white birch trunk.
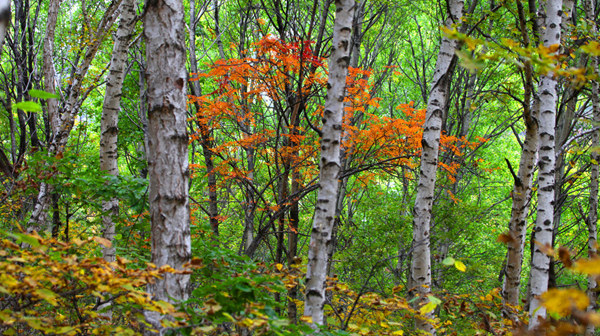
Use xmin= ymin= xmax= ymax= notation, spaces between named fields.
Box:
xmin=27 ymin=0 xmax=61 ymax=231
xmin=502 ymin=0 xmax=539 ymax=312
xmin=0 ymin=0 xmax=9 ymax=56
xmin=528 ymin=0 xmax=562 ymax=328
xmin=29 ymin=0 xmax=121 ymax=231
xmin=410 ymin=0 xmax=463 ymax=334
xmin=100 ymin=0 xmax=137 ymax=263
xmin=304 ymin=0 xmax=354 ymax=327
xmin=584 ymin=1 xmax=599 ymax=335
xmin=143 ymin=0 xmax=191 ymax=333
xmin=502 ymin=105 xmax=538 ymax=309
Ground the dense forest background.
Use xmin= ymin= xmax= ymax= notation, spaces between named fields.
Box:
xmin=1 ymin=0 xmax=600 ymax=334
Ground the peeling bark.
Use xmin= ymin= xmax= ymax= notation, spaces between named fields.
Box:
xmin=143 ymin=0 xmax=191 ymax=333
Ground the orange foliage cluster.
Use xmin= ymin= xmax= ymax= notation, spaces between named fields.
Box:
xmin=188 ymin=36 xmax=482 ymax=199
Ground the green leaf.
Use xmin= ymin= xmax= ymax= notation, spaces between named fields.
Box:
xmin=3 ymin=328 xmax=16 ymax=336
xmin=35 ymin=288 xmax=59 ymax=306
xmin=53 ymin=326 xmax=78 ymax=334
xmin=442 ymin=257 xmax=455 ymax=266
xmin=428 ymin=295 xmax=442 ymax=305
xmin=13 ymin=101 xmax=42 ymax=113
xmin=9 ymin=232 xmax=40 ymax=247
xmin=28 ymin=89 xmax=59 ymax=99
xmin=455 ymin=49 xmax=485 ymax=73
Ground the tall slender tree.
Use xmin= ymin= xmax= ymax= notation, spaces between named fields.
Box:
xmin=409 ymin=0 xmax=463 ymax=333
xmin=528 ymin=0 xmax=563 ymax=328
xmin=100 ymin=0 xmax=137 ymax=263
xmin=501 ymin=0 xmax=539 ymax=317
xmin=584 ymin=1 xmax=599 ymax=335
xmin=304 ymin=0 xmax=355 ymax=327
xmin=29 ymin=0 xmax=122 ymax=232
xmin=143 ymin=0 xmax=191 ymax=333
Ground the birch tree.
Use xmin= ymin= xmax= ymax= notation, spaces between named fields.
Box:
xmin=100 ymin=0 xmax=137 ymax=263
xmin=501 ymin=0 xmax=539 ymax=316
xmin=143 ymin=0 xmax=191 ymax=333
xmin=528 ymin=0 xmax=563 ymax=328
xmin=29 ymin=0 xmax=122 ymax=232
xmin=409 ymin=0 xmax=463 ymax=333
xmin=304 ymin=0 xmax=354 ymax=327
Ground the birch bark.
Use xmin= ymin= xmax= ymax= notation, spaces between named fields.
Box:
xmin=409 ymin=0 xmax=463 ymax=333
xmin=501 ymin=0 xmax=538 ymax=315
xmin=29 ymin=0 xmax=121 ymax=231
xmin=143 ymin=0 xmax=191 ymax=333
xmin=304 ymin=0 xmax=354 ymax=327
xmin=528 ymin=0 xmax=562 ymax=328
xmin=100 ymin=0 xmax=137 ymax=263
xmin=27 ymin=0 xmax=60 ymax=231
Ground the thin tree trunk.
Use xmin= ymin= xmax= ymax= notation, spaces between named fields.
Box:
xmin=501 ymin=0 xmax=538 ymax=317
xmin=27 ymin=0 xmax=60 ymax=231
xmin=409 ymin=0 xmax=463 ymax=334
xmin=584 ymin=2 xmax=599 ymax=335
xmin=143 ymin=0 xmax=191 ymax=333
xmin=29 ymin=0 xmax=121 ymax=232
xmin=287 ymin=170 xmax=299 ymax=322
xmin=137 ymin=40 xmax=149 ymax=179
xmin=100 ymin=0 xmax=137 ymax=263
xmin=304 ymin=0 xmax=354 ymax=327
xmin=528 ymin=0 xmax=563 ymax=328
xmin=189 ymin=0 xmax=219 ymax=235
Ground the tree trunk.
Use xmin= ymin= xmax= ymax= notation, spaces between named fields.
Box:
xmin=409 ymin=0 xmax=463 ymax=334
xmin=27 ymin=0 xmax=60 ymax=231
xmin=143 ymin=0 xmax=191 ymax=333
xmin=501 ymin=0 xmax=538 ymax=317
xmin=100 ymin=0 xmax=137 ymax=263
xmin=29 ymin=0 xmax=121 ymax=232
xmin=189 ymin=0 xmax=220 ymax=236
xmin=304 ymin=0 xmax=354 ymax=327
xmin=585 ymin=2 xmax=599 ymax=335
xmin=528 ymin=0 xmax=562 ymax=328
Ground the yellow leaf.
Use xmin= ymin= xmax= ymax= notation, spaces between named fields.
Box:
xmin=93 ymin=236 xmax=112 ymax=248
xmin=300 ymin=316 xmax=313 ymax=324
xmin=420 ymin=302 xmax=436 ymax=315
xmin=35 ymin=288 xmax=59 ymax=306
xmin=275 ymin=263 xmax=283 ymax=271
xmin=540 ymin=288 xmax=589 ymax=317
xmin=574 ymin=258 xmax=600 ymax=275
xmin=454 ymin=261 xmax=466 ymax=272
xmin=154 ymin=300 xmax=175 ymax=314
xmin=392 ymin=331 xmax=404 ymax=336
